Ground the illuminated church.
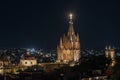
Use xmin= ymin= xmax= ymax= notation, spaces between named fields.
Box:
xmin=57 ymin=14 xmax=80 ymax=63
xmin=105 ymin=46 xmax=115 ymax=67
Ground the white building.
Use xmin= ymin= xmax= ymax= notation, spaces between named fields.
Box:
xmin=20 ymin=51 xmax=37 ymax=67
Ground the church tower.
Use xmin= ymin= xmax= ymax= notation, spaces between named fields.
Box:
xmin=105 ymin=46 xmax=115 ymax=67
xmin=57 ymin=14 xmax=80 ymax=63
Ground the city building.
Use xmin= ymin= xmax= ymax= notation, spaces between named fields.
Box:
xmin=105 ymin=46 xmax=115 ymax=67
xmin=57 ymin=14 xmax=80 ymax=63
xmin=0 ymin=53 xmax=11 ymax=75
xmin=20 ymin=50 xmax=37 ymax=67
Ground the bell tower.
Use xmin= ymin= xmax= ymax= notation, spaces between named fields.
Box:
xmin=105 ymin=46 xmax=115 ymax=67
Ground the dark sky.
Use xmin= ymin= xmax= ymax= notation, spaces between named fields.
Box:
xmin=0 ymin=0 xmax=120 ymax=49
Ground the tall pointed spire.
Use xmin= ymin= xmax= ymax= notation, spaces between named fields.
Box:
xmin=76 ymin=33 xmax=79 ymax=42
xmin=105 ymin=46 xmax=108 ymax=50
xmin=68 ymin=13 xmax=75 ymax=36
xmin=59 ymin=37 xmax=63 ymax=49
xmin=57 ymin=13 xmax=80 ymax=63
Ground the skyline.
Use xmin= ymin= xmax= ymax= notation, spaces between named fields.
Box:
xmin=0 ymin=0 xmax=120 ymax=49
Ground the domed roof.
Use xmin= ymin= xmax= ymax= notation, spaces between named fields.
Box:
xmin=22 ymin=51 xmax=36 ymax=60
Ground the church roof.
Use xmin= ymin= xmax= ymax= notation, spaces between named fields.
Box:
xmin=58 ymin=14 xmax=80 ymax=50
xmin=21 ymin=51 xmax=36 ymax=60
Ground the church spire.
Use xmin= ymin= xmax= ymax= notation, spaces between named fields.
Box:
xmin=59 ymin=37 xmax=63 ymax=49
xmin=68 ymin=13 xmax=75 ymax=36
xmin=69 ymin=13 xmax=73 ymax=21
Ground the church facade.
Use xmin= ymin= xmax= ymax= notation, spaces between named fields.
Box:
xmin=57 ymin=14 xmax=80 ymax=63
xmin=105 ymin=46 xmax=115 ymax=67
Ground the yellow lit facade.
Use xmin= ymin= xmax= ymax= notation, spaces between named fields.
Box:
xmin=105 ymin=46 xmax=115 ymax=67
xmin=57 ymin=14 xmax=80 ymax=63
xmin=20 ymin=51 xmax=37 ymax=67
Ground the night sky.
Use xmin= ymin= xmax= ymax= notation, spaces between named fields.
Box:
xmin=0 ymin=0 xmax=120 ymax=49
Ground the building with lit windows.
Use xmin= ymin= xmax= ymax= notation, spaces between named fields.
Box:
xmin=0 ymin=53 xmax=11 ymax=74
xmin=20 ymin=50 xmax=37 ymax=67
xmin=57 ymin=14 xmax=80 ymax=63
xmin=105 ymin=46 xmax=115 ymax=67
